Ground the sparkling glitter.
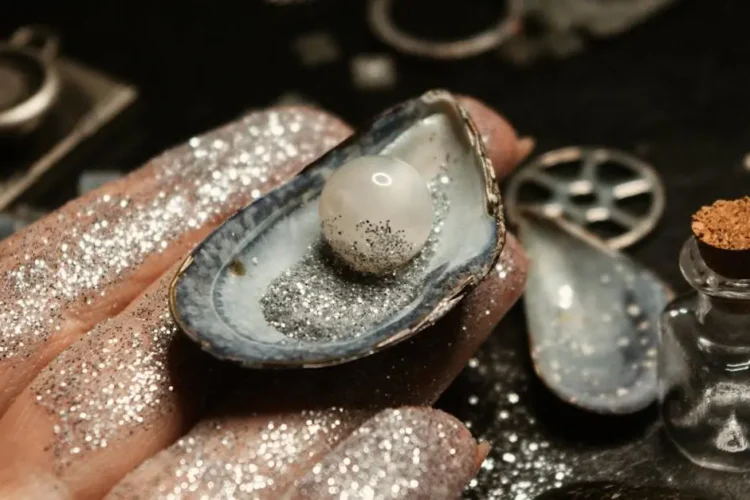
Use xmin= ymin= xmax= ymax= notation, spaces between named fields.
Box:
xmin=261 ymin=175 xmax=450 ymax=342
xmin=294 ymin=408 xmax=477 ymax=499
xmin=443 ymin=332 xmax=574 ymax=499
xmin=109 ymin=408 xmax=359 ymax=499
xmin=27 ymin=110 xmax=348 ymax=464
xmin=33 ymin=274 xmax=180 ymax=467
xmin=0 ymin=109 xmax=346 ymax=367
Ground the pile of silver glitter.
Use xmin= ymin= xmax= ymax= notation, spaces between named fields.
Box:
xmin=261 ymin=174 xmax=450 ymax=342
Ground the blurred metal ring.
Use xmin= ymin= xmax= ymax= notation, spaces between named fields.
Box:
xmin=0 ymin=25 xmax=60 ymax=136
xmin=368 ymin=0 xmax=523 ymax=60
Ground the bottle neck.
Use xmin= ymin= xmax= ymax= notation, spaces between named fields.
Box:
xmin=681 ymin=237 xmax=750 ymax=306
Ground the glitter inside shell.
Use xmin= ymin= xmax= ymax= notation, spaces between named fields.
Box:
xmin=169 ymin=90 xmax=504 ymax=368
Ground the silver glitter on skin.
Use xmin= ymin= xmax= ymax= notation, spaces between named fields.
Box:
xmin=0 ymin=108 xmax=348 ymax=409
xmin=31 ymin=270 xmax=180 ymax=469
xmin=12 ymin=110 xmax=348 ymax=467
xmin=261 ymin=177 xmax=449 ymax=342
xmin=107 ymin=408 xmax=364 ymax=500
xmin=106 ymin=238 xmax=528 ymax=499
xmin=291 ymin=408 xmax=479 ymax=500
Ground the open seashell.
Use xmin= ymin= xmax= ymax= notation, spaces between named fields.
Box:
xmin=169 ymin=90 xmax=504 ymax=368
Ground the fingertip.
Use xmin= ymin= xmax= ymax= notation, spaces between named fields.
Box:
xmin=474 ymin=441 xmax=491 ymax=473
xmin=456 ymin=96 xmax=521 ymax=180
xmin=516 ymin=136 xmax=536 ymax=165
xmin=291 ymin=407 xmax=479 ymax=500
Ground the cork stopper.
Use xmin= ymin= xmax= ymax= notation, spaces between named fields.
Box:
xmin=691 ymin=196 xmax=750 ymax=279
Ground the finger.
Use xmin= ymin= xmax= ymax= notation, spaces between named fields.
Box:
xmin=107 ymin=408 xmax=479 ymax=500
xmin=0 ymin=107 xmax=351 ymax=413
xmin=0 ymin=96 xmax=525 ymax=499
xmin=457 ymin=95 xmax=535 ymax=177
xmin=106 ymin=407 xmax=368 ymax=500
xmin=0 ymin=262 xmax=204 ymax=500
xmin=287 ymin=408 xmax=480 ymax=500
xmin=105 ymin=235 xmax=526 ymax=500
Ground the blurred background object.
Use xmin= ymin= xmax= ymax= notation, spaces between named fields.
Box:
xmin=368 ymin=0 xmax=524 ymax=59
xmin=0 ymin=26 xmax=60 ymax=137
xmin=0 ymin=25 xmax=136 ymax=215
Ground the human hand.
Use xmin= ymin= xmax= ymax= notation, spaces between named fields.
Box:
xmin=0 ymin=95 xmax=531 ymax=499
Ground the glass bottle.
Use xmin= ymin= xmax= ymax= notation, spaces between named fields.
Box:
xmin=659 ymin=237 xmax=750 ymax=472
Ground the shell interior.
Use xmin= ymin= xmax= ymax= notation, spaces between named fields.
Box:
xmin=519 ymin=210 xmax=672 ymax=414
xmin=170 ymin=91 xmax=504 ymax=368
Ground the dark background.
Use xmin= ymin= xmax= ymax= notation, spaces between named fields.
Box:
xmin=2 ymin=1 xmax=750 ymax=498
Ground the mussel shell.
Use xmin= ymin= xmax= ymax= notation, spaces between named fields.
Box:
xmin=519 ymin=210 xmax=672 ymax=414
xmin=170 ymin=90 xmax=504 ymax=368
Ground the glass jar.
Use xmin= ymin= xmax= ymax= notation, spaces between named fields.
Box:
xmin=659 ymin=237 xmax=750 ymax=472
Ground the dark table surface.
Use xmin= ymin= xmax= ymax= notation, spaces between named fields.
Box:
xmin=2 ymin=1 xmax=750 ymax=498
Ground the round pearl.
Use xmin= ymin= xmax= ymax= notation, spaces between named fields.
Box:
xmin=319 ymin=155 xmax=434 ymax=274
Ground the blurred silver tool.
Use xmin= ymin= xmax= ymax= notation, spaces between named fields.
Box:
xmin=501 ymin=0 xmax=679 ymax=64
xmin=0 ymin=26 xmax=60 ymax=136
xmin=525 ymin=0 xmax=678 ymax=37
xmin=505 ymin=147 xmax=665 ymax=249
xmin=368 ymin=0 xmax=524 ymax=59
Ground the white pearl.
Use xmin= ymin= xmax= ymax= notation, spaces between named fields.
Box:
xmin=319 ymin=155 xmax=434 ymax=274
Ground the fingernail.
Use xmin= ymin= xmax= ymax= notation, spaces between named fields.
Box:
xmin=292 ymin=407 xmax=478 ymax=499
xmin=516 ymin=136 xmax=536 ymax=164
